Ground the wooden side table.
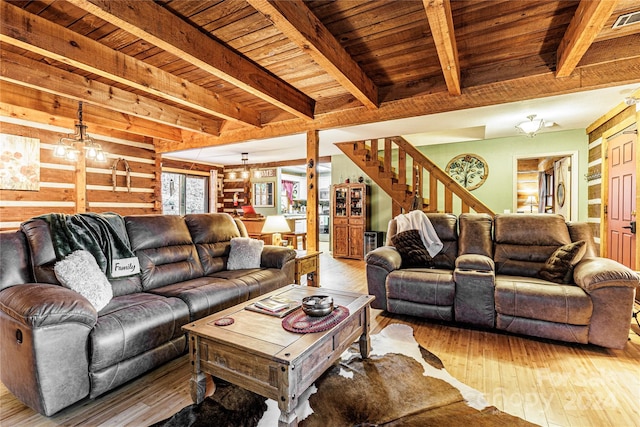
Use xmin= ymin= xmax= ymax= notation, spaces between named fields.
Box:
xmin=294 ymin=250 xmax=321 ymax=287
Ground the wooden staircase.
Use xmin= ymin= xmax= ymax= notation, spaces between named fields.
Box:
xmin=335 ymin=136 xmax=495 ymax=217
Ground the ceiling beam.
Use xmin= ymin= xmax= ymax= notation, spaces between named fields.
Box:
xmin=0 ymin=81 xmax=183 ymax=142
xmin=0 ymin=1 xmax=260 ymax=128
xmin=67 ymin=0 xmax=316 ymax=120
xmin=423 ymin=0 xmax=461 ymax=96
xmin=248 ymin=0 xmax=378 ymax=110
xmin=0 ymin=50 xmax=221 ymax=136
xmin=155 ymin=55 xmax=640 ymax=153
xmin=556 ymin=0 xmax=619 ymax=78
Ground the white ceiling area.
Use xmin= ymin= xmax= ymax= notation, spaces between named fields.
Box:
xmin=165 ymin=83 xmax=639 ymax=166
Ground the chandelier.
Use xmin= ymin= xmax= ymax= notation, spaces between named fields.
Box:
xmin=53 ymin=102 xmax=107 ymax=162
xmin=228 ymin=153 xmax=250 ymax=180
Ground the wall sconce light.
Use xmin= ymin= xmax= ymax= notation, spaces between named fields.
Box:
xmin=54 ymin=102 xmax=107 ymax=162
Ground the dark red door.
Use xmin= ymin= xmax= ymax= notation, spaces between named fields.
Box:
xmin=607 ymin=132 xmax=636 ymax=269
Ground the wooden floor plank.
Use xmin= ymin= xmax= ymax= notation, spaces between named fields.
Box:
xmin=1 ymin=249 xmax=639 ymax=426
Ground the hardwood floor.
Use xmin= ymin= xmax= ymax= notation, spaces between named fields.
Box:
xmin=2 ymin=250 xmax=639 ymax=426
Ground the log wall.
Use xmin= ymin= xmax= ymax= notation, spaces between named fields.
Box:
xmin=0 ymin=120 xmax=216 ymax=230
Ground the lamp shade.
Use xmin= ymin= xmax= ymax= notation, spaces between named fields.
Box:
xmin=525 ymin=195 xmax=537 ymax=213
xmin=261 ymin=215 xmax=291 ymax=234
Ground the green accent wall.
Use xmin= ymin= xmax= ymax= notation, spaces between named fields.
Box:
xmin=331 ymin=129 xmax=588 ymax=233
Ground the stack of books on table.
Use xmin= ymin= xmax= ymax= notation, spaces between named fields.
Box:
xmin=246 ymin=295 xmax=301 ymax=317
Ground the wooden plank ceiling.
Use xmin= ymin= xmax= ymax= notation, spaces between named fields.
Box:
xmin=1 ymin=0 xmax=639 ymax=155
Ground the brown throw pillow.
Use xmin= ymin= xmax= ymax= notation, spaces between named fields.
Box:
xmin=391 ymin=229 xmax=434 ymax=268
xmin=538 ymin=240 xmax=587 ymax=284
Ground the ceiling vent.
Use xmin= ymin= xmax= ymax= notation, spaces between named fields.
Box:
xmin=612 ymin=11 xmax=640 ymax=28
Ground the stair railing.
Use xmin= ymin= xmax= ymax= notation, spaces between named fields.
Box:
xmin=335 ymin=136 xmax=494 ymax=217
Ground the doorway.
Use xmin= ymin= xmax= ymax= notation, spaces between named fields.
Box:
xmin=514 ymin=151 xmax=578 ymax=220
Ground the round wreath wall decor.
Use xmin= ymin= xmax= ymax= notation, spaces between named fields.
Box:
xmin=445 ymin=154 xmax=488 ymax=191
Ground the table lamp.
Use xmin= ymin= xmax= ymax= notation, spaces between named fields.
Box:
xmin=525 ymin=195 xmax=537 ymax=213
xmin=262 ymin=215 xmax=291 ymax=246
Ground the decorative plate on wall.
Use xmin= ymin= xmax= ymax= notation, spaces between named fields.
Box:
xmin=556 ymin=182 xmax=565 ymax=207
xmin=445 ymin=154 xmax=488 ymax=191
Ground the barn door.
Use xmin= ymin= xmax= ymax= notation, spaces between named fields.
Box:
xmin=607 ymin=131 xmax=637 ymax=270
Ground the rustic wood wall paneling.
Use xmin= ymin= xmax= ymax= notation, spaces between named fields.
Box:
xmin=222 ymin=168 xmax=251 ymax=214
xmin=0 ymin=121 xmax=158 ymax=230
xmin=586 ymin=138 xmax=603 ymax=246
xmin=85 ymin=134 xmax=156 ymax=214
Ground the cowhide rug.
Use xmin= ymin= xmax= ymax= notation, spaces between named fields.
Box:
xmin=151 ymin=324 xmax=535 ymax=426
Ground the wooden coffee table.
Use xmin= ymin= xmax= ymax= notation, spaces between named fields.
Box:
xmin=182 ymin=285 xmax=375 ymax=427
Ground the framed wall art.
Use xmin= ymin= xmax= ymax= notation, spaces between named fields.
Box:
xmin=445 ymin=153 xmax=488 ymax=191
xmin=0 ymin=134 xmax=40 ymax=191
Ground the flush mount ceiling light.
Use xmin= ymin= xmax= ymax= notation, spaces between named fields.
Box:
xmin=515 ymin=114 xmax=545 ymax=138
xmin=625 ymin=96 xmax=639 ymax=106
xmin=54 ymin=101 xmax=107 ymax=162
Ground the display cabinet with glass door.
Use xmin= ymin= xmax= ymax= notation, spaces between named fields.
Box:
xmin=331 ymin=183 xmax=370 ymax=259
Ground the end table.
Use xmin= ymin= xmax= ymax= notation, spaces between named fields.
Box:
xmin=294 ymin=250 xmax=321 ymax=287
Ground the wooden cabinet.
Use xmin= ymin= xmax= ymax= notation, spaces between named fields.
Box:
xmin=332 ymin=183 xmax=370 ymax=259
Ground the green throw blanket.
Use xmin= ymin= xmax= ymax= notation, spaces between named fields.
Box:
xmin=40 ymin=212 xmax=139 ymax=279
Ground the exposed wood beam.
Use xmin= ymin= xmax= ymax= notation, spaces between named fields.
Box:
xmin=0 ymin=50 xmax=221 ymax=136
xmin=67 ymin=0 xmax=316 ymax=120
xmin=0 ymin=2 xmax=260 ymax=128
xmin=423 ymin=0 xmax=461 ymax=96
xmin=556 ymin=0 xmax=619 ymax=78
xmin=248 ymin=0 xmax=378 ymax=110
xmin=155 ymin=55 xmax=640 ymax=153
xmin=0 ymin=81 xmax=182 ymax=142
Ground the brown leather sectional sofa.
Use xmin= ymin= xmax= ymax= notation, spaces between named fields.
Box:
xmin=366 ymin=213 xmax=639 ymax=349
xmin=0 ymin=213 xmax=296 ymax=416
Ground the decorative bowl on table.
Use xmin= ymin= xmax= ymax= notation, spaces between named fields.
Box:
xmin=301 ymin=295 xmax=334 ymax=317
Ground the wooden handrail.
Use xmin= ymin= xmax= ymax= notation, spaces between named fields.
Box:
xmin=335 ymin=136 xmax=494 ymax=216
xmin=391 ymin=137 xmax=494 ymax=215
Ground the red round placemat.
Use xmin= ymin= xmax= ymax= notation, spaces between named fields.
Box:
xmin=282 ymin=306 xmax=349 ymax=333
xmin=214 ymin=317 xmax=234 ymax=326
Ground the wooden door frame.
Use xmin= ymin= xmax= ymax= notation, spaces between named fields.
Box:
xmin=513 ymin=151 xmax=579 ymax=221
xmin=600 ymin=110 xmax=639 ymax=267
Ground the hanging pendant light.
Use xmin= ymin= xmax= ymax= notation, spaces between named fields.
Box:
xmin=54 ymin=102 xmax=107 ymax=162
xmin=241 ymin=152 xmax=250 ymax=179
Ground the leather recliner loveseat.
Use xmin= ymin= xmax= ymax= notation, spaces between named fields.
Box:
xmin=0 ymin=213 xmax=296 ymax=416
xmin=366 ymin=213 xmax=639 ymax=349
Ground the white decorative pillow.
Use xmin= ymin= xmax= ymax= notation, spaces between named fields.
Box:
xmin=54 ymin=250 xmax=113 ymax=311
xmin=227 ymin=237 xmax=264 ymax=270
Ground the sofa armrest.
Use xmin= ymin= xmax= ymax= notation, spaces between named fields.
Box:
xmin=454 ymin=254 xmax=496 ymax=327
xmin=0 ymin=283 xmax=97 ymax=328
xmin=365 ymin=246 xmax=402 ymax=273
xmin=573 ymin=258 xmax=639 ymax=349
xmin=0 ymin=283 xmax=96 ymax=415
xmin=365 ymin=246 xmax=401 ymax=310
xmin=573 ymin=257 xmax=639 ymax=293
xmin=455 ymin=254 xmax=495 ymax=272
xmin=260 ymin=245 xmax=296 ymax=270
